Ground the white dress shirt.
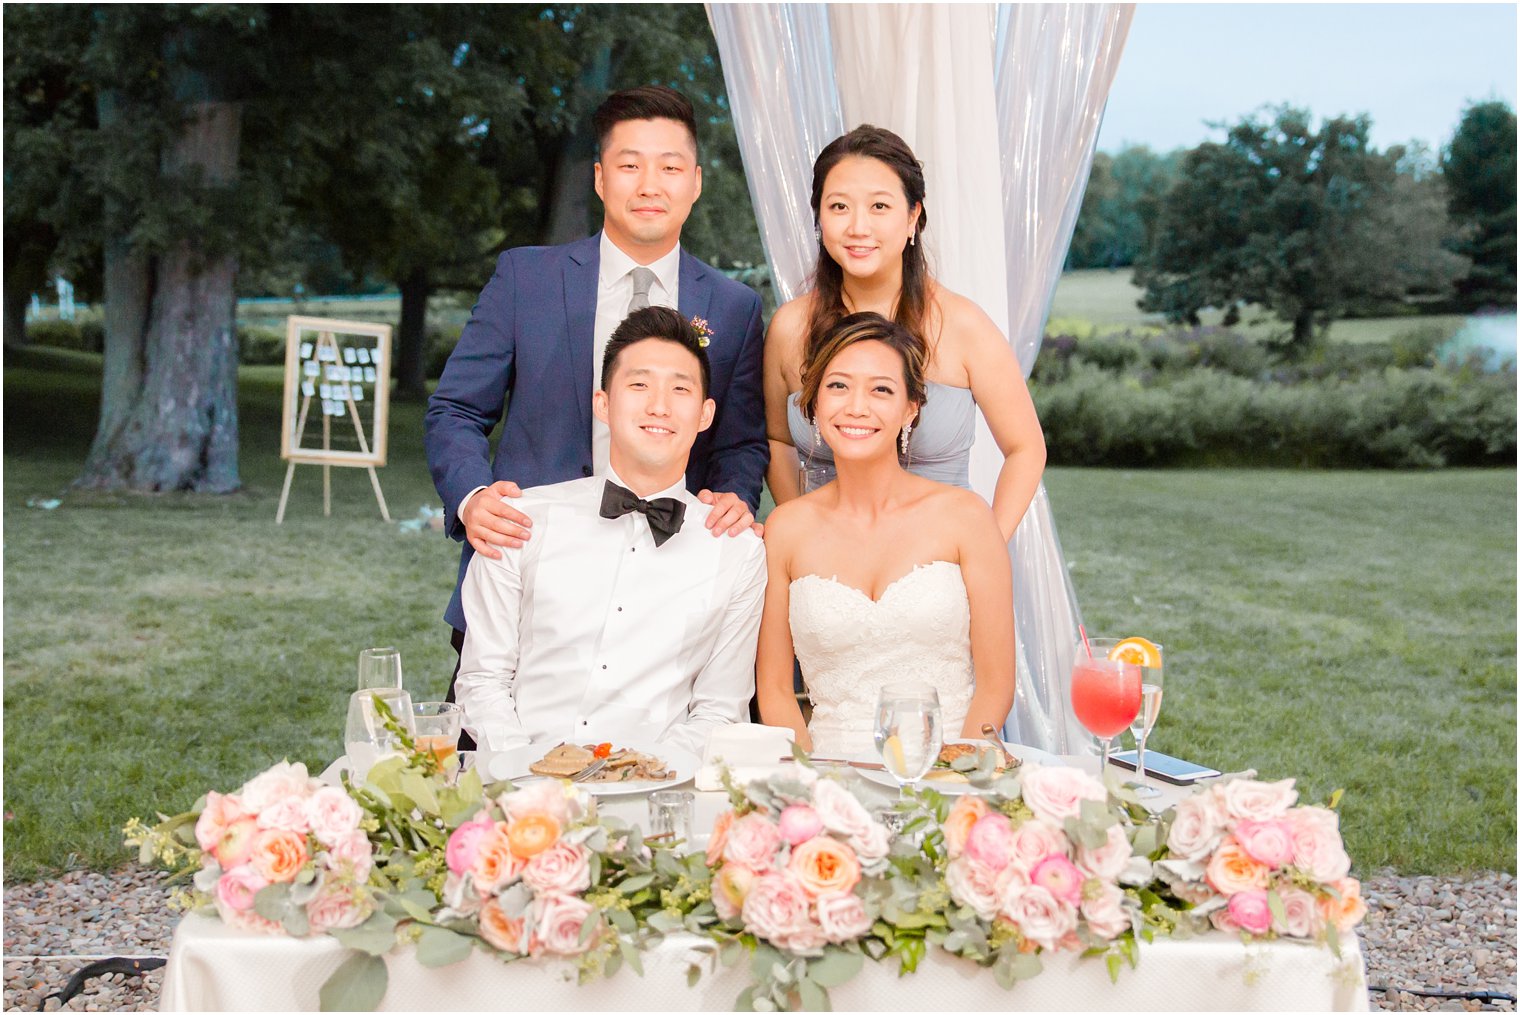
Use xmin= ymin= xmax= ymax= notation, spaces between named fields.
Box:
xmin=456 ymin=468 xmax=765 ymax=756
xmin=591 ymin=233 xmax=681 ymax=477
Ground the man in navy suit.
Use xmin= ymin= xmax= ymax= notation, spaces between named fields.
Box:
xmin=426 ymin=85 xmax=768 ymax=743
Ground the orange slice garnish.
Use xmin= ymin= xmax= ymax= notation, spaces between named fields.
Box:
xmin=1109 ymin=637 xmax=1162 ymax=669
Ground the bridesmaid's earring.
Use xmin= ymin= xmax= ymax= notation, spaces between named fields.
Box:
xmin=900 ymin=421 xmax=913 ymax=456
xmin=909 ymin=231 xmax=916 ymax=247
xmin=813 ymin=419 xmax=822 ymax=449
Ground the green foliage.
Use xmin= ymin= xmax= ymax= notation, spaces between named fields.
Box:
xmin=1068 ymin=145 xmax=1184 ymax=270
xmin=1442 ymin=100 xmax=1518 ymax=310
xmin=23 ymin=316 xmax=104 ymax=353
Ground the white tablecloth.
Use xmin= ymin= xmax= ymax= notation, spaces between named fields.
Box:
xmin=161 ymin=911 xmax=1368 ymax=1011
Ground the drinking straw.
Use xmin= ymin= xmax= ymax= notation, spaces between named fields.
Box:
xmin=1078 ymin=624 xmax=1093 ymax=658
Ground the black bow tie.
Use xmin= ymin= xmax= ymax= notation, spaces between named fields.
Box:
xmin=599 ymin=481 xmax=686 ymax=547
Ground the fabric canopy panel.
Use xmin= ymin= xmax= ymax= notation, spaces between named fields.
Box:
xmin=707 ymin=2 xmax=1134 ymax=753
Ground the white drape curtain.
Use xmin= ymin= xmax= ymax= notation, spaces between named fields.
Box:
xmin=708 ymin=2 xmax=1134 ymax=753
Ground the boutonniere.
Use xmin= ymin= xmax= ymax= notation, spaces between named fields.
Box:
xmin=690 ymin=316 xmax=713 ymax=348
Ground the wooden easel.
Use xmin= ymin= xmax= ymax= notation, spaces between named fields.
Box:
xmin=276 ymin=316 xmax=392 ymax=524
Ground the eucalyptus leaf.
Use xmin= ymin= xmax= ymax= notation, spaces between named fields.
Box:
xmin=1326 ymin=921 xmax=1342 ymax=959
xmin=618 ymin=938 xmax=644 ymax=976
xmin=253 ymin=883 xmax=294 ymax=924
xmin=318 ymin=951 xmax=387 ymax=1012
xmin=1106 ymin=952 xmax=1121 ymax=984
xmin=1007 ymin=951 xmax=1042 ymax=981
xmin=1266 ymin=888 xmax=1287 ymax=930
xmin=735 ymin=986 xmax=758 ymax=1011
xmin=807 ymin=948 xmax=863 ymax=988
xmin=414 ymin=925 xmax=474 ymax=968
xmin=619 ymin=873 xmax=656 ymax=894
xmin=281 ymin=906 xmax=310 ymax=937
xmin=1131 ymin=824 xmax=1158 ymax=857
xmin=331 ymin=912 xmax=399 ymax=956
xmin=798 ymin=978 xmax=829 ymax=1011
xmin=687 ymin=963 xmax=703 ymax=988
xmin=398 ymin=771 xmax=439 ymax=814
xmin=647 ymin=911 xmax=683 ymax=934
xmin=608 ymin=908 xmax=637 ymax=934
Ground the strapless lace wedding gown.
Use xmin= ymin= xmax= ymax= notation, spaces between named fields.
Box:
xmin=790 ymin=560 xmax=974 ymax=756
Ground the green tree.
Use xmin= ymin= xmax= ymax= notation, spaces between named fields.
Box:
xmin=1134 ymin=106 xmax=1459 ymax=355
xmin=1068 ymin=145 xmax=1182 ymax=270
xmin=1442 ymin=99 xmax=1517 ymax=310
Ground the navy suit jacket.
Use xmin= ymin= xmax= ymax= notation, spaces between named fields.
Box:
xmin=425 ymin=234 xmax=769 ymax=631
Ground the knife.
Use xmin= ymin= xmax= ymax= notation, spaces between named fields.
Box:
xmin=776 ymin=756 xmax=887 ymax=771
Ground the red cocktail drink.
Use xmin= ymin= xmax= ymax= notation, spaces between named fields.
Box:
xmin=1071 ymin=657 xmax=1142 ymax=738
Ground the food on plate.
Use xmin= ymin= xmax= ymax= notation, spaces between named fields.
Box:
xmin=923 ymin=743 xmax=1011 ymax=783
xmin=527 ymin=742 xmax=677 ymax=783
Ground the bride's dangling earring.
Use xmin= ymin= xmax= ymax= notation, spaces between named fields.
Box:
xmin=900 ymin=420 xmax=914 ymax=460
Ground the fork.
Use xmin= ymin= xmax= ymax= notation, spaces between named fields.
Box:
xmin=570 ymin=758 xmax=608 ymax=783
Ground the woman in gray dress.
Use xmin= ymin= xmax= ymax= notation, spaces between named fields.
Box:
xmin=762 ymin=125 xmax=1046 ymax=538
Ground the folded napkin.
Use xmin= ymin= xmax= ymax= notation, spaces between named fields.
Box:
xmin=695 ymin=724 xmax=797 ymax=791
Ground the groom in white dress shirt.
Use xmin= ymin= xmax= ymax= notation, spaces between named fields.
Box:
xmin=456 ymin=307 xmax=767 ymax=756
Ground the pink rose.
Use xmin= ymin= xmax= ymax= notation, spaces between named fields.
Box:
xmin=212 ymin=816 xmax=260 ymax=870
xmin=1167 ymin=790 xmax=1227 ymax=862
xmin=741 ymin=872 xmax=825 ymax=953
xmin=964 ymin=813 xmax=1017 ymax=871
xmin=723 ymin=813 xmax=782 ymax=872
xmin=255 ymin=796 xmax=311 ymax=836
xmin=713 ymin=863 xmax=757 ymax=921
xmin=777 ymin=805 xmax=824 ymax=846
xmin=214 ymin=898 xmax=283 ymax=936
xmin=706 ymin=811 xmax=735 ymax=868
xmin=1002 ymin=883 xmax=1077 ymax=951
xmin=1205 ymin=836 xmax=1272 ymax=895
xmin=1234 ymin=819 xmax=1295 ymax=869
xmin=1009 ymin=819 xmax=1069 ymax=874
xmin=1274 ymin=885 xmax=1324 ymax=938
xmin=326 ymin=830 xmax=374 ymax=882
xmin=239 ymin=761 xmax=314 ymax=813
xmin=1081 ymin=882 xmax=1132 ymax=940
xmin=1287 ymin=807 xmax=1350 ymax=882
xmin=815 ymin=892 xmax=872 ymax=944
xmin=1209 ymin=906 xmax=1241 ymax=934
xmin=1076 ymin=823 xmax=1132 ymax=881
xmin=943 ymin=796 xmax=990 ymax=857
xmin=1225 ymin=890 xmax=1273 ymax=935
xmin=195 ymin=792 xmax=251 ymax=852
xmin=1217 ymin=778 xmax=1297 ymax=823
xmin=306 ymin=882 xmax=371 ymax=933
xmin=1030 ymin=855 xmax=1084 ymax=906
xmin=522 ymin=841 xmax=592 ymax=896
xmin=500 ymin=780 xmax=578 ymax=826
xmin=534 ymin=895 xmax=598 ymax=957
xmin=994 ymin=861 xmax=1031 ymax=904
xmin=811 ymin=779 xmax=876 ymax=842
xmin=945 ymin=856 xmax=1002 ymax=920
xmin=215 ymin=864 xmax=267 ymax=913
xmin=445 ymin=816 xmax=497 ymax=875
xmin=1020 ymin=765 xmax=1108 ymax=825
xmin=304 ymin=787 xmax=362 ymax=846
xmin=249 ymin=828 xmax=309 ymax=884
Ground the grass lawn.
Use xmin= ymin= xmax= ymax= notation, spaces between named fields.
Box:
xmin=3 ymin=347 xmax=1514 ymax=880
xmin=1047 ymin=268 xmax=1467 ymax=345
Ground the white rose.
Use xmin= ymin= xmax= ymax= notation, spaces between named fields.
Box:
xmin=1002 ymin=883 xmax=1077 ymax=951
xmin=1008 ymin=818 xmax=1069 ymax=874
xmin=1076 ymin=822 xmax=1132 ymax=881
xmin=1217 ymin=778 xmax=1298 ymax=823
xmin=1020 ymin=765 xmax=1107 ymax=825
xmin=304 ymin=786 xmax=362 ymax=846
xmin=1167 ymin=791 xmax=1227 ymax=862
xmin=254 ymin=796 xmax=311 ymax=835
xmin=240 ymin=761 xmax=314 ymax=813
xmin=1080 ymin=881 xmax=1132 ymax=940
xmin=811 ymin=779 xmax=875 ymax=841
xmin=1274 ymin=885 xmax=1324 ymax=938
xmin=945 ymin=856 xmax=1001 ymax=921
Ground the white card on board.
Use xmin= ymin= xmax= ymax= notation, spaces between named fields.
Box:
xmin=357 ymin=348 xmax=371 ymax=365
xmin=299 ymin=342 xmax=313 ymax=359
xmin=304 ymin=360 xmax=320 ymax=377
xmin=301 ymin=380 xmax=315 ymax=398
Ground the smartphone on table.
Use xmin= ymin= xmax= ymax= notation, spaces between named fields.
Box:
xmin=1110 ymin=750 xmax=1220 ymax=785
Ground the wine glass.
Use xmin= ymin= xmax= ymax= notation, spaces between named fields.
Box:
xmin=345 ymin=687 xmax=414 ymax=781
xmin=411 ymin=701 xmax=463 ymax=768
xmin=1070 ymin=638 xmax=1143 ymax=784
xmin=873 ymin=684 xmax=942 ymax=790
xmin=1127 ymin=647 xmax=1165 ymax=798
xmin=357 ymin=646 xmax=403 ymax=690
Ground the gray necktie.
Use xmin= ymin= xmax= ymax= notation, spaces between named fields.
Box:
xmin=627 ymin=267 xmax=657 ymax=312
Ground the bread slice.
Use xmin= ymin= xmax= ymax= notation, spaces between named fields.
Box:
xmin=529 ymin=743 xmax=595 ymax=778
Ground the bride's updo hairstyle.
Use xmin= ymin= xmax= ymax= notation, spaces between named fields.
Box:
xmin=806 ymin=125 xmax=931 ymax=368
xmin=799 ymin=312 xmax=928 ymax=437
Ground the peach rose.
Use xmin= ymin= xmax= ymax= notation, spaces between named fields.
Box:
xmin=478 ymin=896 xmax=527 ymax=953
xmin=943 ymin=796 xmax=989 ymax=857
xmin=195 ymin=792 xmax=251 ymax=852
xmin=1020 ymin=765 xmax=1107 ymax=825
xmin=1318 ymin=877 xmax=1367 ymax=932
xmin=1216 ymin=778 xmax=1297 ymax=823
xmin=723 ymin=813 xmax=782 ymax=872
xmin=215 ymin=864 xmax=267 ymax=913
xmin=706 ymin=810 xmax=735 ymax=868
xmin=1081 ymin=882 xmax=1132 ymax=940
xmin=535 ymin=895 xmax=598 ymax=957
xmin=249 ymin=828 xmax=309 ymax=884
xmin=815 ymin=892 xmax=872 ymax=944
xmin=945 ymin=856 xmax=1002 ymax=920
xmin=213 ymin=816 xmax=261 ymax=870
xmin=1204 ymin=836 xmax=1271 ymax=895
xmin=472 ymin=824 xmax=526 ymax=895
xmin=1234 ymin=818 xmax=1295 ymax=869
xmin=1225 ymin=890 xmax=1273 ymax=935
xmin=713 ymin=863 xmax=757 ymax=921
xmin=506 ymin=813 xmax=561 ymax=859
xmin=521 ymin=841 xmax=591 ymax=896
xmin=787 ymin=836 xmax=861 ymax=898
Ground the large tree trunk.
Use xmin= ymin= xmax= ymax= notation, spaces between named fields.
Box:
xmin=75 ymin=100 xmax=243 ymax=493
xmin=541 ymin=46 xmax=610 ymax=246
xmin=394 ymin=267 xmax=430 ymax=402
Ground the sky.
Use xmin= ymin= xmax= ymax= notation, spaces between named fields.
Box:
xmin=1095 ymin=3 xmax=1518 ymax=154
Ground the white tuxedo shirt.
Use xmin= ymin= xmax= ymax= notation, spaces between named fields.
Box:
xmin=456 ymin=470 xmax=766 ymax=756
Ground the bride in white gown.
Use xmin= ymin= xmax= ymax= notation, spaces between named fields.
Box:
xmin=757 ymin=313 xmax=1016 ymax=755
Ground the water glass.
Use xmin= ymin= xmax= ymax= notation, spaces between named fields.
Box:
xmin=344 ymin=687 xmax=414 ymax=781
xmin=873 ymin=684 xmax=942 ymax=788
xmin=1127 ymin=649 xmax=1165 ymax=798
xmin=411 ymin=701 xmax=463 ymax=767
xmin=648 ymin=790 xmax=696 ymax=844
xmin=357 ymin=646 xmax=403 ymax=690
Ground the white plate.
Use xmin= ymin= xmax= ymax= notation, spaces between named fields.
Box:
xmin=852 ymin=738 xmax=1065 ymax=795
xmin=502 ymin=737 xmax=700 ymax=797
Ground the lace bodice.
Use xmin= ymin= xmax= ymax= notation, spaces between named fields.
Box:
xmin=790 ymin=560 xmax=974 ymax=755
xmin=786 ymin=381 xmax=976 ymax=490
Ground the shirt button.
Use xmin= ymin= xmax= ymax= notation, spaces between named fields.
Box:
xmin=581 ymin=719 xmax=588 ymax=725
xmin=582 ymin=465 xmax=591 ymax=476
xmin=601 ymin=664 xmax=608 ymax=670
xmin=617 ymin=606 xmax=623 ymax=612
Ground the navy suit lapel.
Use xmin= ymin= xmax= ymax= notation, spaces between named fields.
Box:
xmin=678 ymin=251 xmax=713 ymax=328
xmin=564 ymin=237 xmax=600 ymax=439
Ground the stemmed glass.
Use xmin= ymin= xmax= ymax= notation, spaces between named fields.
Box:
xmin=1070 ymin=638 xmax=1143 ymax=784
xmin=345 ymin=687 xmax=415 ymax=781
xmin=873 ymin=684 xmax=942 ymax=790
xmin=1127 ymin=648 xmax=1165 ymax=798
xmin=357 ymin=646 xmax=403 ymax=690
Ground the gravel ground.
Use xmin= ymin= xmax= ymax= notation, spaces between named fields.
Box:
xmin=3 ymin=866 xmax=1514 ymax=1011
